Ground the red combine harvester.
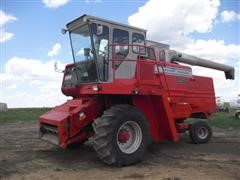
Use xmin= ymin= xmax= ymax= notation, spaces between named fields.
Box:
xmin=39 ymin=15 xmax=235 ymax=166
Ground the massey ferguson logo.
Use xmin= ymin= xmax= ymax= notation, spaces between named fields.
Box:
xmin=154 ymin=65 xmax=192 ymax=77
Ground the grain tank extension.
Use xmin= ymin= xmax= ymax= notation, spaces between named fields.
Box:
xmin=170 ymin=50 xmax=234 ymax=79
xmin=39 ymin=15 xmax=235 ymax=166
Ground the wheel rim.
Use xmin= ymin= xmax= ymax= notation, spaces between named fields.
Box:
xmin=197 ymin=127 xmax=208 ymax=139
xmin=117 ymin=121 xmax=142 ymax=154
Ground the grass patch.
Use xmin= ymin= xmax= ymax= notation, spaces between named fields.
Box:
xmin=0 ymin=109 xmax=239 ymax=129
xmin=187 ymin=112 xmax=240 ymax=129
xmin=0 ymin=108 xmax=51 ymax=124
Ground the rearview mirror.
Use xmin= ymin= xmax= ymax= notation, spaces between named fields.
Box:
xmin=54 ymin=61 xmax=64 ymax=73
xmin=61 ymin=28 xmax=68 ymax=35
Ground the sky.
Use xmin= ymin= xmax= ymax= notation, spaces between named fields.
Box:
xmin=0 ymin=0 xmax=239 ymax=107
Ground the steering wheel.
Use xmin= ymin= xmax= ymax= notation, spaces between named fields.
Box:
xmin=98 ymin=49 xmax=106 ymax=56
xmin=98 ymin=50 xmax=109 ymax=65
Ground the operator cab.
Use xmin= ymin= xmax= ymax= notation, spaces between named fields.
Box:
xmin=62 ymin=14 xmax=156 ymax=92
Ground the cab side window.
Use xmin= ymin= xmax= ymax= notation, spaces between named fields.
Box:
xmin=91 ymin=23 xmax=109 ymax=81
xmin=113 ymin=29 xmax=129 ymax=60
xmin=132 ymin=33 xmax=145 ymax=54
xmin=91 ymin=23 xmax=109 ymax=57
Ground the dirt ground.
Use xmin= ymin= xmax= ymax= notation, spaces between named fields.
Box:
xmin=0 ymin=122 xmax=239 ymax=180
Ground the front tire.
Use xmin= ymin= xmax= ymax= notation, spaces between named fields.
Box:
xmin=235 ymin=111 xmax=240 ymax=120
xmin=189 ymin=121 xmax=212 ymax=144
xmin=92 ymin=105 xmax=150 ymax=166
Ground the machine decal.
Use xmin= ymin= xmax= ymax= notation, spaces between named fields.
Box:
xmin=155 ymin=65 xmax=192 ymax=77
xmin=176 ymin=77 xmax=189 ymax=84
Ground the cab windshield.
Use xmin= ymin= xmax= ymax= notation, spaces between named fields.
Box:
xmin=70 ymin=24 xmax=98 ymax=83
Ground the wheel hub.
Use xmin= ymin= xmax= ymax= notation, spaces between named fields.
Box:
xmin=118 ymin=130 xmax=130 ymax=143
xmin=197 ymin=127 xmax=208 ymax=139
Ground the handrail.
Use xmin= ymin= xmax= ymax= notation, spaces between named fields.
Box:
xmin=109 ymin=44 xmax=158 ymax=83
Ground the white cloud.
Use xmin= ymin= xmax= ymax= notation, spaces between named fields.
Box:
xmin=0 ymin=57 xmax=68 ymax=107
xmin=0 ymin=10 xmax=17 ymax=25
xmin=128 ymin=0 xmax=220 ymax=47
xmin=0 ymin=30 xmax=14 ymax=43
xmin=48 ymin=43 xmax=62 ymax=56
xmin=128 ymin=0 xmax=239 ymax=101
xmin=0 ymin=10 xmax=17 ymax=43
xmin=42 ymin=0 xmax=69 ymax=8
xmin=178 ymin=39 xmax=240 ymax=64
xmin=221 ymin=10 xmax=240 ymax=23
xmin=6 ymin=84 xmax=17 ymax=90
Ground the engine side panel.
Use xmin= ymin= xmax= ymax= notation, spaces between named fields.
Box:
xmin=165 ymin=74 xmax=216 ymax=118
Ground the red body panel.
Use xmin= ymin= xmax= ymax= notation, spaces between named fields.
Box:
xmin=132 ymin=95 xmax=179 ymax=142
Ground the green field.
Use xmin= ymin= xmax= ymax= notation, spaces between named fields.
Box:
xmin=0 ymin=108 xmax=51 ymax=123
xmin=0 ymin=108 xmax=239 ymax=129
xmin=208 ymin=112 xmax=240 ymax=128
xmin=187 ymin=112 xmax=239 ymax=129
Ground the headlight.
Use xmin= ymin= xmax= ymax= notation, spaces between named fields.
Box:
xmin=64 ymin=74 xmax=72 ymax=81
xmin=92 ymin=85 xmax=99 ymax=91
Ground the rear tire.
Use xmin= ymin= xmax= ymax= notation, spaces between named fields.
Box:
xmin=92 ymin=104 xmax=150 ymax=166
xmin=189 ymin=121 xmax=212 ymax=144
xmin=235 ymin=112 xmax=240 ymax=119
